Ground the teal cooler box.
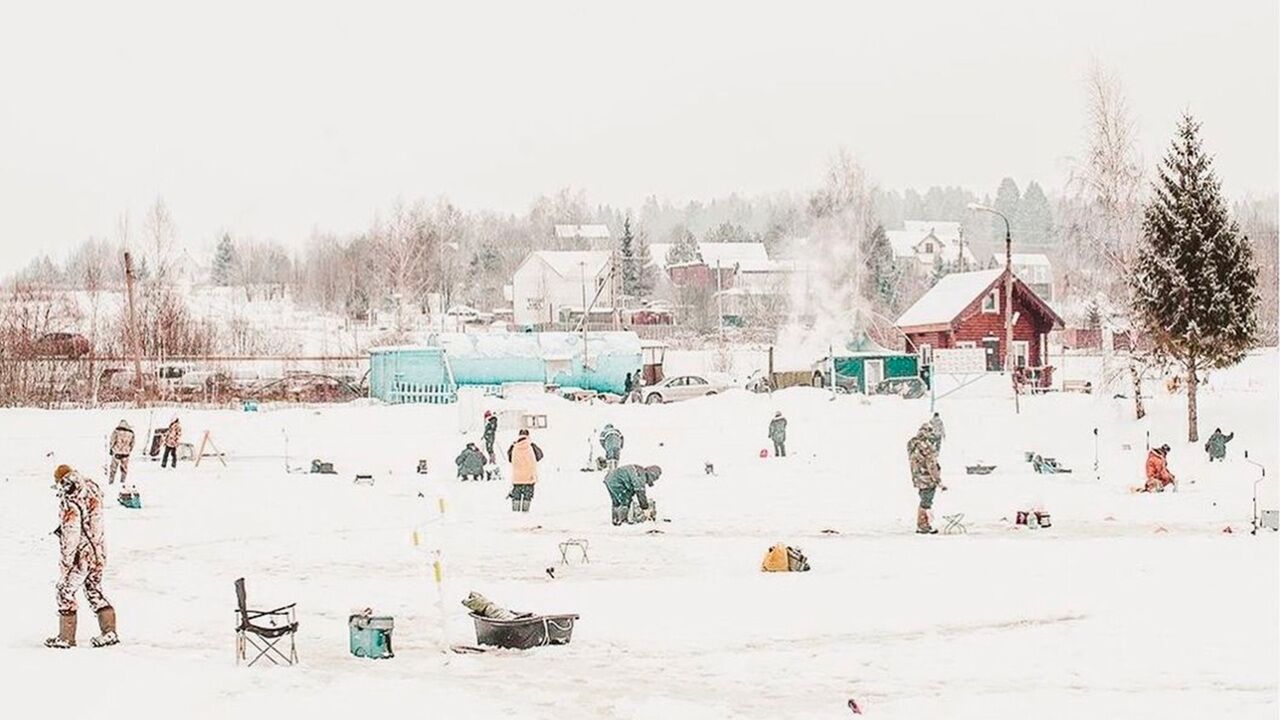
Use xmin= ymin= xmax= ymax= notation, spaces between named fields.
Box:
xmin=349 ymin=614 xmax=394 ymax=659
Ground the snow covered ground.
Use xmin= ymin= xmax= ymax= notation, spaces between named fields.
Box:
xmin=1 ymin=352 xmax=1276 ymax=719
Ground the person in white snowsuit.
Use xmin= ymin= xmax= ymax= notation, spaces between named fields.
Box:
xmin=46 ymin=465 xmax=117 ymax=648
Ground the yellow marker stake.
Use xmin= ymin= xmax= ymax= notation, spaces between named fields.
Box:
xmin=438 ymin=497 xmax=447 ymax=515
xmin=432 ymin=558 xmax=443 ymax=585
xmin=412 ymin=529 xmax=420 ymax=547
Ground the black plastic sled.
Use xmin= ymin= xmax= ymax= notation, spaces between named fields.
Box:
xmin=469 ymin=612 xmax=579 ymax=650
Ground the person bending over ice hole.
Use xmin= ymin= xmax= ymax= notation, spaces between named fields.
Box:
xmin=1204 ymin=428 xmax=1234 ymax=462
xmin=599 ymin=423 xmax=624 ymax=470
xmin=1144 ymin=444 xmax=1176 ymax=492
xmin=160 ymin=417 xmax=182 ymax=469
xmin=507 ymin=429 xmax=543 ymax=512
xmin=107 ymin=419 xmax=134 ymax=485
xmin=604 ymin=464 xmax=662 ymax=525
xmin=46 ymin=465 xmax=118 ymax=649
xmin=768 ymin=411 xmax=787 ymax=457
xmin=456 ymin=442 xmax=487 ymax=481
xmin=908 ymin=424 xmax=945 ymax=534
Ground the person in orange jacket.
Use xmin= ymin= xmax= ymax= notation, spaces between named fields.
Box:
xmin=506 ymin=429 xmax=543 ymax=512
xmin=1144 ymin=444 xmax=1176 ymax=492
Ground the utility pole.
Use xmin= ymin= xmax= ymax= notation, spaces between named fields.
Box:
xmin=967 ymin=203 xmax=1019 ymax=414
xmin=580 ymin=261 xmax=588 ymax=360
xmin=123 ymin=251 xmax=146 ymax=403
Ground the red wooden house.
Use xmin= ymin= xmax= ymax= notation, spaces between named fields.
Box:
xmin=895 ymin=268 xmax=1064 ymax=381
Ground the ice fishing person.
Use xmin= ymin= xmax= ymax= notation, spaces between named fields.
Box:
xmin=482 ymin=410 xmax=498 ymax=458
xmin=456 ymin=442 xmax=487 ymax=481
xmin=768 ymin=411 xmax=787 ymax=457
xmin=1204 ymin=428 xmax=1234 ymax=462
xmin=46 ymin=465 xmax=118 ymax=648
xmin=1144 ymin=444 xmax=1176 ymax=492
xmin=603 ymin=464 xmax=662 ymax=525
xmin=507 ymin=429 xmax=543 ymax=512
xmin=929 ymin=412 xmax=945 ymax=454
xmin=908 ymin=423 xmax=945 ymax=534
xmin=599 ymin=423 xmax=624 ymax=470
xmin=160 ymin=417 xmax=182 ymax=469
xmin=107 ymin=419 xmax=135 ymax=485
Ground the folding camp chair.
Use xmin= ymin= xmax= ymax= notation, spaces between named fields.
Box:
xmin=235 ymin=577 xmax=298 ymax=667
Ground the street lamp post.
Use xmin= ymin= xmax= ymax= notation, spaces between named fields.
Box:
xmin=967 ymin=203 xmax=1018 ymax=413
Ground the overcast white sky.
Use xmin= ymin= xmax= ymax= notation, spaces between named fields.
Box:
xmin=0 ymin=0 xmax=1276 ymax=274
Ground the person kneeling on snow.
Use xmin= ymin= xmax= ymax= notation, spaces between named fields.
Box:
xmin=1144 ymin=444 xmax=1176 ymax=492
xmin=908 ymin=424 xmax=945 ymax=534
xmin=604 ymin=464 xmax=662 ymax=525
xmin=456 ymin=442 xmax=487 ymax=481
xmin=47 ymin=465 xmax=117 ymax=649
xmin=1204 ymin=428 xmax=1234 ymax=462
xmin=507 ymin=429 xmax=543 ymax=512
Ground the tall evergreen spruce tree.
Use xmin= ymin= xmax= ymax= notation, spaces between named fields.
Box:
xmin=619 ymin=215 xmax=639 ymax=296
xmin=212 ymin=233 xmax=237 ymax=286
xmin=1130 ymin=114 xmax=1259 ymax=442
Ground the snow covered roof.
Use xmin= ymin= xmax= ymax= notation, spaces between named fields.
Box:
xmin=903 ymin=220 xmax=961 ymax=244
xmin=554 ymin=224 xmax=611 ymax=240
xmin=886 ymin=230 xmax=922 ymax=258
xmin=895 ymin=269 xmax=1004 ymax=329
xmin=993 ymin=253 xmax=1052 ymax=268
xmin=524 ymin=251 xmax=611 ymax=278
xmin=648 ymin=242 xmax=771 ymax=271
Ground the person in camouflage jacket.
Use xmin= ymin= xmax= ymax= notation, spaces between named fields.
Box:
xmin=768 ymin=412 xmax=787 ymax=457
xmin=107 ymin=419 xmax=135 ymax=485
xmin=908 ymin=424 xmax=944 ymax=534
xmin=46 ymin=465 xmax=117 ymax=648
xmin=599 ymin=424 xmax=624 ymax=469
xmin=160 ymin=418 xmax=182 ymax=469
xmin=603 ymin=464 xmax=662 ymax=525
xmin=1204 ymin=428 xmax=1234 ymax=462
xmin=455 ymin=442 xmax=487 ymax=481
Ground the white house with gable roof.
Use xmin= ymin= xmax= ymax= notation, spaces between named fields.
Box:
xmin=886 ymin=220 xmax=977 ymax=274
xmin=511 ymin=250 xmax=614 ymax=326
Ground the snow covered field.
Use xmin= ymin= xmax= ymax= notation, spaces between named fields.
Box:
xmin=1 ymin=352 xmax=1276 ymax=719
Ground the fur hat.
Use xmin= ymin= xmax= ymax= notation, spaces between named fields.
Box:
xmin=118 ymin=419 xmax=131 ymax=430
xmin=644 ymin=465 xmax=663 ymax=484
xmin=53 ymin=464 xmax=72 ymax=481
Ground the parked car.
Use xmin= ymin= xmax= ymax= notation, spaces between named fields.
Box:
xmin=446 ymin=305 xmax=494 ymax=325
xmin=30 ymin=332 xmax=91 ymax=358
xmin=642 ymin=374 xmax=733 ymax=404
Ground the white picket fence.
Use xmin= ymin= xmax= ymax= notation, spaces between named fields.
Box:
xmin=389 ymin=382 xmax=458 ymax=405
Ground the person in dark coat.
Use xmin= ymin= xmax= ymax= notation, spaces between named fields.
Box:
xmin=1204 ymin=428 xmax=1234 ymax=462
xmin=455 ymin=443 xmax=487 ymax=481
xmin=482 ymin=411 xmax=498 ymax=464
xmin=768 ymin=412 xmax=787 ymax=457
xmin=603 ymin=464 xmax=662 ymax=525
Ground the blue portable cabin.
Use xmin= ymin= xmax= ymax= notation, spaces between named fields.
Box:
xmin=368 ymin=346 xmax=458 ymax=404
xmin=368 ymin=332 xmax=643 ymax=404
